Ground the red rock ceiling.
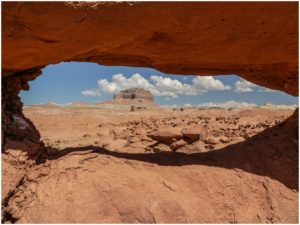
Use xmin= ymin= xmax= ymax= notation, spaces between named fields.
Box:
xmin=2 ymin=2 xmax=298 ymax=95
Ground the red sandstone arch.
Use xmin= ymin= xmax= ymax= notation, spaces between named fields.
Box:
xmin=2 ymin=1 xmax=298 ymax=95
xmin=1 ymin=1 xmax=298 ymax=154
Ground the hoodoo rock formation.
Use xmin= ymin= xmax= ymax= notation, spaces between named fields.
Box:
xmin=113 ymin=88 xmax=154 ymax=102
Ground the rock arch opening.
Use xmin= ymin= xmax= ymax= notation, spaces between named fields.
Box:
xmin=4 ymin=61 xmax=297 ymax=157
xmin=2 ymin=61 xmax=299 ymax=223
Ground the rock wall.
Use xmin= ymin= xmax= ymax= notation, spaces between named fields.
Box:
xmin=2 ymin=69 xmax=43 ymax=156
xmin=113 ymin=88 xmax=154 ymax=102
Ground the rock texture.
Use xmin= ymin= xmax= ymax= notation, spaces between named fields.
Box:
xmin=2 ymin=2 xmax=298 ymax=95
xmin=1 ymin=108 xmax=298 ymax=223
xmin=113 ymin=88 xmax=153 ymax=102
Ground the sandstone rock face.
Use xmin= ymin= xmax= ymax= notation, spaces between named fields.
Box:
xmin=2 ymin=2 xmax=298 ymax=96
xmin=113 ymin=88 xmax=153 ymax=102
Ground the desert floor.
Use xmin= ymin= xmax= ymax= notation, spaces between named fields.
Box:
xmin=2 ymin=106 xmax=298 ymax=223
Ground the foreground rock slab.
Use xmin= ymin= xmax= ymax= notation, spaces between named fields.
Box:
xmin=1 ymin=109 xmax=298 ymax=223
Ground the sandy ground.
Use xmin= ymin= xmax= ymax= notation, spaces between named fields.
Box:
xmin=2 ymin=106 xmax=298 ymax=223
xmin=23 ymin=106 xmax=292 ymax=153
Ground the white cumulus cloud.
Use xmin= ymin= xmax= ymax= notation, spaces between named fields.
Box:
xmin=234 ymin=79 xmax=257 ymax=93
xmin=82 ymin=89 xmax=101 ymax=97
xmin=82 ymin=73 xmax=231 ymax=98
xmin=161 ymin=104 xmax=179 ymax=108
xmin=198 ymin=100 xmax=257 ymax=109
xmin=183 ymin=103 xmax=192 ymax=107
xmin=258 ymin=87 xmax=277 ymax=93
xmin=191 ymin=76 xmax=231 ymax=91
xmin=97 ymin=73 xmax=153 ymax=94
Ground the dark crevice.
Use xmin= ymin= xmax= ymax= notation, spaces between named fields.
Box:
xmin=1 ymin=175 xmax=26 ymax=224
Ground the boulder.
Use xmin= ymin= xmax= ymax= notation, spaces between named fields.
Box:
xmin=135 ymin=127 xmax=147 ymax=135
xmin=206 ymin=121 xmax=221 ymax=131
xmin=128 ymin=136 xmax=141 ymax=143
xmin=205 ymin=137 xmax=219 ymax=145
xmin=181 ymin=125 xmax=209 ymax=142
xmin=141 ymin=135 xmax=153 ymax=142
xmin=219 ymin=137 xmax=231 ymax=143
xmin=148 ymin=127 xmax=182 ymax=144
xmin=153 ymin=143 xmax=172 ymax=153
xmin=170 ymin=139 xmax=188 ymax=151
xmin=177 ymin=141 xmax=206 ymax=153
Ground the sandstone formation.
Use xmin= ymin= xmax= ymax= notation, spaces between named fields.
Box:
xmin=2 ymin=70 xmax=43 ymax=156
xmin=113 ymin=88 xmax=153 ymax=102
xmin=96 ymin=88 xmax=157 ymax=110
xmin=2 ymin=2 xmax=298 ymax=95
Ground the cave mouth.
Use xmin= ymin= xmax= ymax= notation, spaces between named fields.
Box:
xmin=2 ymin=61 xmax=296 ymax=157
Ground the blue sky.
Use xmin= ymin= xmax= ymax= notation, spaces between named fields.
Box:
xmin=20 ymin=62 xmax=298 ymax=107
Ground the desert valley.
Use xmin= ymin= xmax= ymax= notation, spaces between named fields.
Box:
xmin=24 ymin=90 xmax=295 ymax=155
xmin=2 ymin=88 xmax=298 ymax=223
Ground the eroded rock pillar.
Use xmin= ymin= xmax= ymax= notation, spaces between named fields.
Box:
xmin=2 ymin=69 xmax=43 ymax=156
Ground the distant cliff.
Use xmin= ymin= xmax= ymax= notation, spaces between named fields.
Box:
xmin=113 ymin=88 xmax=154 ymax=102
